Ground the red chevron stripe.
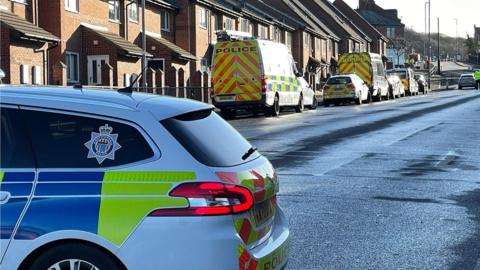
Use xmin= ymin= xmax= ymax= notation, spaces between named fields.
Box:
xmin=239 ymin=219 xmax=253 ymax=243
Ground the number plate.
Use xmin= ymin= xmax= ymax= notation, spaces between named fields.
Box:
xmin=252 ymin=199 xmax=274 ymax=226
xmin=217 ymin=95 xmax=235 ymax=102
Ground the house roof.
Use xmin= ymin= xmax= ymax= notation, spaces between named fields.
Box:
xmin=83 ymin=25 xmax=152 ymax=57
xmin=309 ymin=0 xmax=364 ymax=42
xmin=147 ymin=34 xmax=197 ymax=61
xmin=279 ymin=0 xmax=333 ymax=39
xmin=357 ymin=9 xmax=403 ymax=27
xmin=0 ymin=10 xmax=59 ymax=42
xmin=196 ymin=0 xmax=241 ymax=17
xmin=243 ymin=0 xmax=303 ymax=32
xmin=333 ymin=0 xmax=389 ymax=42
xmin=147 ymin=0 xmax=179 ymax=10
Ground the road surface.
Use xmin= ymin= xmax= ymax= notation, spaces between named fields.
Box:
xmin=230 ymin=89 xmax=480 ymax=269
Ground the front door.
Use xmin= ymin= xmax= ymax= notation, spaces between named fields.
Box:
xmin=87 ymin=55 xmax=109 ymax=85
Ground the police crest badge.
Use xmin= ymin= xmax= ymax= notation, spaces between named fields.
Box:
xmin=84 ymin=124 xmax=122 ymax=164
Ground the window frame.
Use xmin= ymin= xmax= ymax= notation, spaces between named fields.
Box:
xmin=18 ymin=106 xmax=161 ymax=169
xmin=128 ymin=0 xmax=139 ymax=23
xmin=64 ymin=0 xmax=79 ymax=13
xmin=161 ymin=10 xmax=171 ymax=32
xmin=224 ymin=17 xmax=234 ymax=31
xmin=199 ymin=7 xmax=207 ymax=29
xmin=240 ymin=18 xmax=249 ymax=33
xmin=108 ymin=0 xmax=121 ymax=22
xmin=66 ymin=51 xmax=80 ymax=83
xmin=11 ymin=0 xmax=28 ymax=5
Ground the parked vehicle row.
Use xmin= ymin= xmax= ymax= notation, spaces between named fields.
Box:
xmin=210 ymin=33 xmax=431 ymax=117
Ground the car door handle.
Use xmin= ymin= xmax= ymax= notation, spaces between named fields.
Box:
xmin=0 ymin=191 xmax=11 ymax=205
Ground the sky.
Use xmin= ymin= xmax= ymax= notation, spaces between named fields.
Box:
xmin=338 ymin=0 xmax=479 ymax=38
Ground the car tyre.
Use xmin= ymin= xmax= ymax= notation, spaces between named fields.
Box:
xmin=310 ymin=97 xmax=318 ymax=110
xmin=366 ymin=92 xmax=373 ymax=104
xmin=28 ymin=242 xmax=122 ymax=270
xmin=270 ymin=95 xmax=280 ymax=117
xmin=295 ymin=94 xmax=304 ymax=113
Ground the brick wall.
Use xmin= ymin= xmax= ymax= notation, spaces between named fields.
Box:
xmin=9 ymin=38 xmax=45 ymax=84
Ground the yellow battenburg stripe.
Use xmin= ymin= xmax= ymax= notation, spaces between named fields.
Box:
xmin=98 ymin=171 xmax=196 ymax=245
xmin=0 ymin=171 xmax=4 ymax=183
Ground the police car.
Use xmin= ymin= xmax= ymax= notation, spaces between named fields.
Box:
xmin=0 ymin=86 xmax=289 ymax=270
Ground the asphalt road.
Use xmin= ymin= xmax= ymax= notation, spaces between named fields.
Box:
xmin=229 ymin=88 xmax=480 ymax=269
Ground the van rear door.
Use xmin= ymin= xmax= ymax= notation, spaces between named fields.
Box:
xmin=212 ymin=41 xmax=262 ymax=103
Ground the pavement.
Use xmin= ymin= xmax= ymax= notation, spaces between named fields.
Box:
xmin=229 ymin=88 xmax=480 ymax=269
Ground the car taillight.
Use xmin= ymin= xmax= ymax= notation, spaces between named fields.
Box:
xmin=149 ymin=182 xmax=254 ymax=216
xmin=323 ymin=85 xmax=331 ymax=91
xmin=347 ymin=83 xmax=355 ymax=90
xmin=261 ymin=76 xmax=267 ymax=93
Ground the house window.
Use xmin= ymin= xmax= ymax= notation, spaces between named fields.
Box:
xmin=161 ymin=10 xmax=171 ymax=31
xmin=11 ymin=0 xmax=27 ymax=4
xmin=259 ymin=25 xmax=268 ymax=39
xmin=225 ymin=18 xmax=234 ymax=31
xmin=387 ymin=27 xmax=396 ymax=38
xmin=200 ymin=58 xmax=209 ymax=73
xmin=66 ymin=52 xmax=79 ymax=83
xmin=108 ymin=0 xmax=120 ymax=21
xmin=199 ymin=7 xmax=207 ymax=29
xmin=273 ymin=27 xmax=280 ymax=42
xmin=304 ymin=33 xmax=311 ymax=48
xmin=286 ymin=31 xmax=292 ymax=51
xmin=128 ymin=0 xmax=138 ymax=22
xmin=240 ymin=18 xmax=249 ymax=33
xmin=65 ymin=0 xmax=79 ymax=12
xmin=315 ymin=38 xmax=321 ymax=53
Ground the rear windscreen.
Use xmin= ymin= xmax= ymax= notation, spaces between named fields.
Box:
xmin=162 ymin=109 xmax=260 ymax=167
xmin=327 ymin=77 xmax=352 ymax=85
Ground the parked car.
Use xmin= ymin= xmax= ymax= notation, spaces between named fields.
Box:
xmin=0 ymin=86 xmax=289 ymax=270
xmin=387 ymin=68 xmax=419 ymax=96
xmin=338 ymin=53 xmax=389 ymax=101
xmin=323 ymin=74 xmax=370 ymax=106
xmin=458 ymin=74 xmax=477 ymax=89
xmin=297 ymin=77 xmax=320 ymax=109
xmin=415 ymin=74 xmax=428 ymax=94
xmin=387 ymin=74 xmax=405 ymax=98
xmin=212 ymin=31 xmax=304 ymax=117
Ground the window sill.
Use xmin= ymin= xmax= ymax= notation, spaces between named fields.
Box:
xmin=161 ymin=28 xmax=171 ymax=33
xmin=199 ymin=25 xmax=207 ymax=30
xmin=109 ymin=19 xmax=121 ymax=24
xmin=129 ymin=19 xmax=139 ymax=24
xmin=65 ymin=8 xmax=79 ymax=14
xmin=10 ymin=0 xmax=28 ymax=5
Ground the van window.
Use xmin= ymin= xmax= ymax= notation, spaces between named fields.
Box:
xmin=261 ymin=43 xmax=293 ymax=77
xmin=162 ymin=109 xmax=259 ymax=167
xmin=1 ymin=108 xmax=35 ymax=168
xmin=327 ymin=77 xmax=352 ymax=85
xmin=23 ymin=110 xmax=154 ymax=168
xmin=376 ymin=62 xmax=385 ymax=76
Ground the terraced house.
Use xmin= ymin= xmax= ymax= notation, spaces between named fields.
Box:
xmin=0 ymin=0 xmax=59 ymax=85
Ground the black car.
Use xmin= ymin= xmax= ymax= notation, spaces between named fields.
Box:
xmin=458 ymin=74 xmax=477 ymax=89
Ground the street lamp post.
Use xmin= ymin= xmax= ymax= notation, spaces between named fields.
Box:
xmin=427 ymin=0 xmax=431 ymax=90
xmin=141 ymin=0 xmax=147 ymax=90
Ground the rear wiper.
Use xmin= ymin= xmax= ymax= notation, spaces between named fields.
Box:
xmin=242 ymin=147 xmax=258 ymax=160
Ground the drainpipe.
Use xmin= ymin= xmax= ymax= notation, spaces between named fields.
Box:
xmin=45 ymin=41 xmax=59 ymax=85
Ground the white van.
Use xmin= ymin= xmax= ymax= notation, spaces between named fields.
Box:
xmin=212 ymin=32 xmax=313 ymax=117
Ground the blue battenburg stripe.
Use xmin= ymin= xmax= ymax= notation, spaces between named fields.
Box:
xmin=35 ymin=183 xmax=102 ymax=196
xmin=0 ymin=198 xmax=28 ymax=239
xmin=2 ymin=172 xmax=35 ymax=182
xmin=0 ymin=183 xmax=33 ymax=197
xmin=38 ymin=172 xmax=104 ymax=182
xmin=15 ymin=197 xmax=101 ymax=240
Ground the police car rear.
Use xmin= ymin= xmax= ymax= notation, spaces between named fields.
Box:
xmin=0 ymin=87 xmax=288 ymax=270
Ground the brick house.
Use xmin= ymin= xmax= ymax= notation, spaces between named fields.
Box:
xmin=36 ymin=0 xmax=192 ymax=90
xmin=283 ymin=0 xmax=341 ymax=76
xmin=289 ymin=0 xmax=366 ymax=57
xmin=333 ymin=0 xmax=388 ymax=57
xmin=356 ymin=0 xmax=405 ymax=67
xmin=0 ymin=0 xmax=59 ymax=85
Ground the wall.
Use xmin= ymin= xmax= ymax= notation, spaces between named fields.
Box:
xmin=9 ymin=38 xmax=45 ymax=84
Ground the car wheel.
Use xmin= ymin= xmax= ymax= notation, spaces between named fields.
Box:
xmin=295 ymin=94 xmax=304 ymax=113
xmin=270 ymin=95 xmax=280 ymax=117
xmin=355 ymin=96 xmax=362 ymax=105
xmin=28 ymin=242 xmax=122 ymax=270
xmin=323 ymin=100 xmax=330 ymax=107
xmin=390 ymin=90 xmax=396 ymax=100
xmin=366 ymin=92 xmax=373 ymax=104
xmin=375 ymin=90 xmax=382 ymax=102
xmin=459 ymin=86 xmax=462 ymax=90
xmin=310 ymin=97 xmax=318 ymax=110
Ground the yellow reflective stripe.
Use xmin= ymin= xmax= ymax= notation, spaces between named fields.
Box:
xmin=103 ymin=171 xmax=196 ymax=182
xmin=98 ymin=171 xmax=196 ymax=245
xmin=0 ymin=171 xmax=4 ymax=183
xmin=236 ymin=52 xmax=260 ymax=74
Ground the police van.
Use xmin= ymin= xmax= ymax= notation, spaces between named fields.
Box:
xmin=0 ymin=86 xmax=289 ymax=270
xmin=338 ymin=53 xmax=389 ymax=101
xmin=212 ymin=31 xmax=314 ymax=117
